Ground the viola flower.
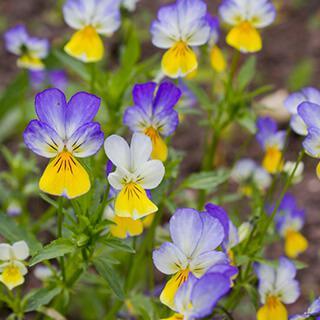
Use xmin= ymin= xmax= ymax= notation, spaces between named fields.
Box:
xmin=206 ymin=15 xmax=226 ymax=73
xmin=150 ymin=0 xmax=210 ymax=78
xmin=123 ymin=82 xmax=181 ymax=161
xmin=219 ymin=0 xmax=276 ymax=53
xmin=256 ymin=117 xmax=286 ymax=174
xmin=24 ymin=88 xmax=104 ymax=199
xmin=255 ymin=257 xmax=300 ymax=320
xmin=231 ymin=158 xmax=271 ymax=195
xmin=284 ymin=87 xmax=320 ymax=136
xmin=290 ymin=297 xmax=320 ymax=320
xmin=0 ymin=241 xmax=29 ymax=290
xmin=29 ymin=69 xmax=68 ymax=91
xmin=104 ymin=133 xmax=165 ymax=219
xmin=152 ymin=208 xmax=228 ymax=308
xmin=63 ymin=0 xmax=121 ymax=62
xmin=274 ymin=193 xmax=308 ymax=258
xmin=4 ymin=25 xmax=49 ymax=70
xmin=297 ymin=101 xmax=320 ymax=178
xmin=163 ymin=273 xmax=231 ymax=320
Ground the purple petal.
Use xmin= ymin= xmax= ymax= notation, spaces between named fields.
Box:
xmin=153 ymin=82 xmax=182 ymax=114
xmin=190 ymin=273 xmax=230 ymax=318
xmin=154 ymin=109 xmax=179 ymax=136
xmin=169 ymin=208 xmax=203 ymax=257
xmin=4 ymin=25 xmax=28 ymax=55
xmin=49 ymin=70 xmax=68 ymax=91
xmin=23 ymin=120 xmax=63 ymax=158
xmin=35 ymin=88 xmax=67 ymax=138
xmin=67 ymin=122 xmax=104 ymax=158
xmin=256 ymin=117 xmax=278 ymax=148
xmin=29 ymin=70 xmax=47 ymax=90
xmin=132 ymin=82 xmax=157 ymax=117
xmin=302 ymin=127 xmax=320 ymax=157
xmin=123 ymin=105 xmax=150 ymax=132
xmin=205 ymin=203 xmax=229 ymax=243
xmin=298 ymin=102 xmax=320 ymax=129
xmin=208 ymin=263 xmax=238 ymax=279
xmin=65 ymin=92 xmax=101 ymax=138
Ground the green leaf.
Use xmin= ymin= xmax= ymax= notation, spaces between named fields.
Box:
xmin=237 ymin=108 xmax=257 ymax=134
xmin=93 ymin=258 xmax=125 ymax=300
xmin=237 ymin=56 xmax=256 ymax=90
xmin=99 ymin=237 xmax=135 ymax=253
xmin=287 ymin=59 xmax=314 ymax=91
xmin=29 ymin=238 xmax=74 ymax=266
xmin=24 ymin=287 xmax=62 ymax=312
xmin=0 ymin=213 xmax=42 ymax=255
xmin=120 ymin=24 xmax=140 ymax=68
xmin=181 ymin=169 xmax=230 ymax=190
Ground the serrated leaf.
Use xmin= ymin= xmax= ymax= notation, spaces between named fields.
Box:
xmin=181 ymin=169 xmax=230 ymax=190
xmin=0 ymin=213 xmax=42 ymax=255
xmin=93 ymin=258 xmax=125 ymax=300
xmin=29 ymin=238 xmax=74 ymax=266
xmin=24 ymin=287 xmax=62 ymax=312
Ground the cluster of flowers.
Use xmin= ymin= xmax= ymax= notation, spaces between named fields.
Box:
xmin=2 ymin=0 xmax=320 ymax=319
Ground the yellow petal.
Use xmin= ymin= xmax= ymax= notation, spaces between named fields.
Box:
xmin=110 ymin=216 xmax=144 ymax=238
xmin=162 ymin=41 xmax=197 ymax=78
xmin=257 ymin=297 xmax=287 ymax=320
xmin=64 ymin=25 xmax=104 ymax=62
xmin=114 ymin=183 xmax=158 ymax=220
xmin=142 ymin=213 xmax=155 ymax=228
xmin=284 ymin=230 xmax=308 ymax=258
xmin=160 ymin=269 xmax=189 ymax=309
xmin=226 ymin=22 xmax=262 ymax=53
xmin=17 ymin=54 xmax=44 ymax=70
xmin=210 ymin=46 xmax=226 ymax=73
xmin=144 ymin=127 xmax=168 ymax=161
xmin=0 ymin=265 xmax=24 ymax=290
xmin=316 ymin=162 xmax=320 ymax=180
xmin=262 ymin=147 xmax=283 ymax=174
xmin=39 ymin=152 xmax=91 ymax=199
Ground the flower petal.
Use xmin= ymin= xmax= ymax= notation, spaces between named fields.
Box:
xmin=0 ymin=244 xmax=11 ymax=261
xmin=104 ymin=135 xmax=130 ymax=171
xmin=65 ymin=91 xmax=101 ymax=138
xmin=12 ymin=241 xmax=29 ymax=261
xmin=189 ymin=251 xmax=228 ymax=278
xmin=170 ymin=208 xmax=203 ymax=257
xmin=67 ymin=122 xmax=104 ymax=157
xmin=189 ymin=273 xmax=230 ymax=318
xmin=130 ymin=133 xmax=153 ymax=172
xmin=136 ymin=159 xmax=165 ymax=190
xmin=35 ymin=88 xmax=67 ymax=138
xmin=298 ymin=102 xmax=320 ymax=129
xmin=132 ymin=82 xmax=157 ymax=116
xmin=23 ymin=120 xmax=63 ymax=158
xmin=154 ymin=82 xmax=181 ymax=114
xmin=255 ymin=262 xmax=276 ymax=304
xmin=302 ymin=127 xmax=320 ymax=158
xmin=153 ymin=242 xmax=188 ymax=275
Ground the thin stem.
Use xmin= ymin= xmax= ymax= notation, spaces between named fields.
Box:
xmin=57 ymin=197 xmax=66 ymax=283
xmin=90 ymin=63 xmax=96 ymax=93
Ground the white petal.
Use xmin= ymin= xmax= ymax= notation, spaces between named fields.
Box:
xmin=0 ymin=244 xmax=11 ymax=261
xmin=13 ymin=260 xmax=28 ymax=276
xmin=152 ymin=242 xmax=188 ymax=275
xmin=104 ymin=135 xmax=130 ymax=171
xmin=279 ymin=280 xmax=300 ymax=304
xmin=137 ymin=160 xmax=165 ymax=189
xmin=189 ymin=251 xmax=228 ymax=278
xmin=12 ymin=241 xmax=29 ymax=260
xmin=108 ymin=168 xmax=126 ymax=190
xmin=256 ymin=263 xmax=276 ymax=303
xmin=130 ymin=133 xmax=152 ymax=172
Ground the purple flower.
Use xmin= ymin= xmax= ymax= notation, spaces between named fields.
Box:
xmin=284 ymin=87 xmax=320 ymax=136
xmin=152 ymin=208 xmax=227 ymax=308
xmin=4 ymin=25 xmax=49 ymax=70
xmin=29 ymin=70 xmax=68 ymax=91
xmin=290 ymin=297 xmax=320 ymax=320
xmin=272 ymin=193 xmax=307 ymax=258
xmin=23 ymin=88 xmax=104 ymax=199
xmin=170 ymin=273 xmax=230 ymax=318
xmin=123 ymin=81 xmax=181 ymax=161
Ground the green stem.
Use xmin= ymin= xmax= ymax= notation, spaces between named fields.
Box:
xmin=57 ymin=197 xmax=66 ymax=283
xmin=90 ymin=63 xmax=96 ymax=93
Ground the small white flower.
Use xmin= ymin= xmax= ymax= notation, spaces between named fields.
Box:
xmin=283 ymin=161 xmax=304 ymax=184
xmin=0 ymin=241 xmax=29 ymax=290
